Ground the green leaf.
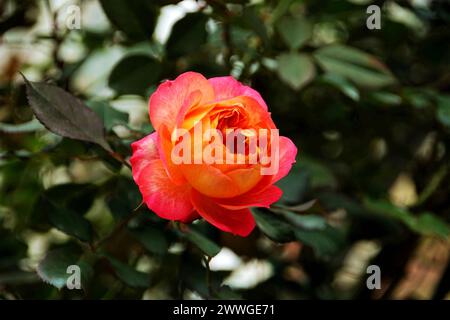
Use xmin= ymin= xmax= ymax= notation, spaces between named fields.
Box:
xmin=283 ymin=212 xmax=327 ymax=230
xmin=166 ymin=13 xmax=208 ymax=59
xmin=277 ymin=16 xmax=312 ymax=50
xmin=436 ymin=95 xmax=450 ymax=127
xmin=276 ymin=164 xmax=309 ymax=203
xmin=106 ymin=177 xmax=142 ymax=220
xmin=48 ymin=207 xmax=94 ymax=242
xmin=295 ymin=224 xmax=345 ymax=258
xmin=105 ymin=255 xmax=150 ymax=288
xmin=283 ymin=199 xmax=319 ymax=213
xmin=23 ymin=76 xmax=111 ymax=152
xmin=130 ymin=226 xmax=169 ymax=255
xmin=271 ymin=0 xmax=294 ymax=24
xmin=34 ymin=186 xmax=95 ymax=242
xmin=108 ymin=54 xmax=161 ymax=96
xmin=299 ymin=156 xmax=338 ymax=189
xmin=35 ymin=183 xmax=96 ymax=215
xmin=99 ymin=0 xmax=158 ymax=41
xmin=364 ymin=198 xmax=450 ymax=238
xmin=370 ymin=91 xmax=402 ymax=106
xmin=252 ymin=209 xmax=295 ymax=243
xmin=314 ymin=44 xmax=395 ymax=88
xmin=414 ymin=213 xmax=450 ymax=239
xmin=320 ymin=73 xmax=360 ymax=101
xmin=416 ymin=165 xmax=447 ymax=206
xmin=403 ymin=88 xmax=432 ymax=109
xmin=86 ymin=100 xmax=128 ymax=130
xmin=277 ymin=53 xmax=316 ymax=90
xmin=37 ymin=248 xmax=93 ymax=290
xmin=0 ymin=118 xmax=44 ymax=133
xmin=364 ymin=198 xmax=416 ymax=225
xmin=182 ymin=227 xmax=221 ymax=257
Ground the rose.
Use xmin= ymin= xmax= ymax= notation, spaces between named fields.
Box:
xmin=130 ymin=72 xmax=297 ymax=236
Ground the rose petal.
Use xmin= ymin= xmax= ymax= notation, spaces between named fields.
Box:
xmin=226 ymin=165 xmax=263 ymax=195
xmin=209 ymin=76 xmax=268 ymax=111
xmin=157 ymin=124 xmax=186 ymax=185
xmin=181 ymin=163 xmax=240 ymax=198
xmin=214 ymin=185 xmax=282 ymax=210
xmin=207 ymin=96 xmax=275 ymax=129
xmin=191 ymin=189 xmax=256 ymax=237
xmin=130 ymin=133 xmax=159 ymax=181
xmin=130 ymin=135 xmax=197 ymax=223
xmin=149 ymin=72 xmax=214 ymax=131
xmin=175 ymin=90 xmax=203 ymax=130
xmin=272 ymin=136 xmax=298 ymax=183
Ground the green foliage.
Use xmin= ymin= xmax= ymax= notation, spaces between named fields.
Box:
xmin=277 ymin=53 xmax=316 ymax=90
xmin=33 ymin=184 xmax=95 ymax=242
xmin=99 ymin=0 xmax=159 ymax=42
xmin=1 ymin=0 xmax=449 ymax=300
xmin=166 ymin=13 xmax=209 ymax=59
xmin=437 ymin=95 xmax=450 ymax=128
xmin=104 ymin=254 xmax=151 ymax=289
xmin=277 ymin=16 xmax=312 ymax=50
xmin=314 ymin=45 xmax=395 ymax=88
xmin=108 ymin=55 xmax=161 ymax=96
xmin=252 ymin=209 xmax=295 ymax=243
xmin=0 ymin=118 xmax=44 ymax=133
xmin=130 ymin=225 xmax=169 ymax=256
xmin=364 ymin=198 xmax=450 ymax=239
xmin=37 ymin=248 xmax=94 ymax=290
xmin=179 ymin=226 xmax=221 ymax=258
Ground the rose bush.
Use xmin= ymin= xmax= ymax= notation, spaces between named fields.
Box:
xmin=130 ymin=72 xmax=297 ymax=236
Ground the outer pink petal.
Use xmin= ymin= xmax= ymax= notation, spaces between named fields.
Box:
xmin=272 ymin=136 xmax=298 ymax=183
xmin=214 ymin=185 xmax=282 ymax=210
xmin=130 ymin=133 xmax=159 ymax=181
xmin=149 ymin=72 xmax=215 ymax=131
xmin=190 ymin=190 xmax=256 ymax=237
xmin=208 ymin=76 xmax=268 ymax=111
xmin=130 ymin=135 xmax=198 ymax=223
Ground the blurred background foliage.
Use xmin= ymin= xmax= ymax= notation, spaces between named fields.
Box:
xmin=1 ymin=0 xmax=450 ymax=300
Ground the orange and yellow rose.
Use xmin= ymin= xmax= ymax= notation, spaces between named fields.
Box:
xmin=130 ymin=72 xmax=297 ymax=236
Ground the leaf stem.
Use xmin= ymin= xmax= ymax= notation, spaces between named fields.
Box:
xmin=415 ymin=164 xmax=448 ymax=206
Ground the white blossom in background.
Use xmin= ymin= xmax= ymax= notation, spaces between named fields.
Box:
xmin=224 ymin=259 xmax=274 ymax=290
xmin=209 ymin=248 xmax=243 ymax=272
xmin=154 ymin=0 xmax=203 ymax=44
